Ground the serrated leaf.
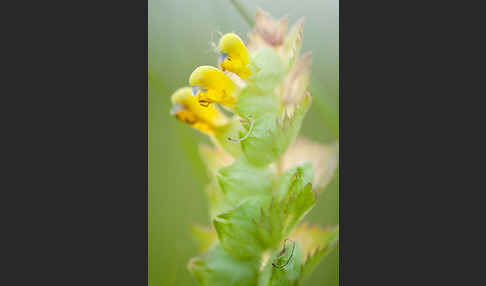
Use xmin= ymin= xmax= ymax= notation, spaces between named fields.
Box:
xmin=274 ymin=162 xmax=314 ymax=202
xmin=188 ymin=243 xmax=260 ymax=286
xmin=191 ymin=225 xmax=218 ymax=254
xmin=297 ymin=224 xmax=339 ymax=280
xmin=217 ymin=157 xmax=274 ymax=205
xmin=258 ymin=240 xmax=303 ymax=286
xmin=281 ymin=182 xmax=316 ymax=236
xmin=240 ymin=93 xmax=311 ymax=166
xmin=273 ymin=162 xmax=316 ymax=236
xmin=248 ymin=47 xmax=285 ymax=92
xmin=214 ymin=163 xmax=316 ymax=259
xmin=214 ymin=196 xmax=272 ymax=258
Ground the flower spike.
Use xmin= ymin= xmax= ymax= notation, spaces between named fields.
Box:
xmin=189 ymin=66 xmax=237 ymax=108
xmin=170 ymin=87 xmax=227 ymax=134
xmin=218 ymin=33 xmax=251 ymax=79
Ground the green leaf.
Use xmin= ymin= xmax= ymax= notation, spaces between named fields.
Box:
xmin=217 ymin=157 xmax=274 ymax=205
xmin=235 ymin=87 xmax=280 ymax=119
xmin=268 ymin=162 xmax=316 ymax=238
xmin=258 ymin=241 xmax=303 ymax=286
xmin=214 ymin=163 xmax=316 ymax=259
xmin=213 ymin=196 xmax=272 ymax=258
xmin=299 ymin=225 xmax=339 ymax=280
xmin=249 ymin=47 xmax=285 ymax=92
xmin=214 ymin=117 xmax=245 ymax=158
xmin=188 ymin=243 xmax=260 ymax=286
xmin=239 ymin=93 xmax=311 ymax=166
xmin=274 ymin=162 xmax=314 ymax=202
xmin=240 ymin=115 xmax=280 ymax=166
xmin=278 ymin=180 xmax=316 ymax=236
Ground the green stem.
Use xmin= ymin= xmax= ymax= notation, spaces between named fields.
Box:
xmin=229 ymin=0 xmax=254 ymax=27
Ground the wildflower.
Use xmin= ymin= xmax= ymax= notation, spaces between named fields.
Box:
xmin=166 ymin=10 xmax=338 ymax=286
xmin=218 ymin=33 xmax=251 ymax=79
xmin=170 ymin=87 xmax=227 ymax=134
xmin=189 ymin=66 xmax=237 ymax=107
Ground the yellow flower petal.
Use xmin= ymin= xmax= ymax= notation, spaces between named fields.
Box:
xmin=189 ymin=66 xmax=237 ymax=107
xmin=218 ymin=33 xmax=251 ymax=79
xmin=170 ymin=87 xmax=227 ymax=134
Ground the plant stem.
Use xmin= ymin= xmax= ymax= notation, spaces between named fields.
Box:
xmin=229 ymin=0 xmax=254 ymax=27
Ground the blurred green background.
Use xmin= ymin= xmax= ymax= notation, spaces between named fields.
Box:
xmin=148 ymin=0 xmax=339 ymax=285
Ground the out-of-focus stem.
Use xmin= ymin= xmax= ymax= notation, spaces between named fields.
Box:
xmin=229 ymin=0 xmax=254 ymax=27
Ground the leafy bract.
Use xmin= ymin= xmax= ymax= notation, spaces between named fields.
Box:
xmin=214 ymin=117 xmax=245 ymax=158
xmin=239 ymin=93 xmax=311 ymax=166
xmin=214 ymin=196 xmax=272 ymax=258
xmin=258 ymin=241 xmax=303 ymax=286
xmin=188 ymin=243 xmax=260 ymax=286
xmin=213 ymin=163 xmax=316 ymax=258
xmin=217 ymin=157 xmax=274 ymax=205
xmin=235 ymin=87 xmax=279 ymax=119
xmin=248 ymin=47 xmax=285 ymax=92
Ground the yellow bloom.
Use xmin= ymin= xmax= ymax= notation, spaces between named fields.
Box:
xmin=218 ymin=33 xmax=251 ymax=79
xmin=189 ymin=66 xmax=237 ymax=107
xmin=170 ymin=87 xmax=227 ymax=134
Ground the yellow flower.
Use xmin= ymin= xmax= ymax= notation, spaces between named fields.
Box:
xmin=170 ymin=87 xmax=227 ymax=134
xmin=218 ymin=33 xmax=251 ymax=79
xmin=189 ymin=66 xmax=237 ymax=107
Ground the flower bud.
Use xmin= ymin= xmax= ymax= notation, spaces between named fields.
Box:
xmin=218 ymin=33 xmax=251 ymax=79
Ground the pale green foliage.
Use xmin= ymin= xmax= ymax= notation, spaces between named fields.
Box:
xmin=258 ymin=242 xmax=303 ymax=286
xmin=249 ymin=47 xmax=285 ymax=92
xmin=213 ymin=162 xmax=316 ymax=259
xmin=214 ymin=118 xmax=245 ymax=158
xmin=217 ymin=157 xmax=274 ymax=205
xmin=234 ymin=68 xmax=312 ymax=166
xmin=183 ymin=13 xmax=338 ymax=286
xmin=188 ymin=243 xmax=260 ymax=286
